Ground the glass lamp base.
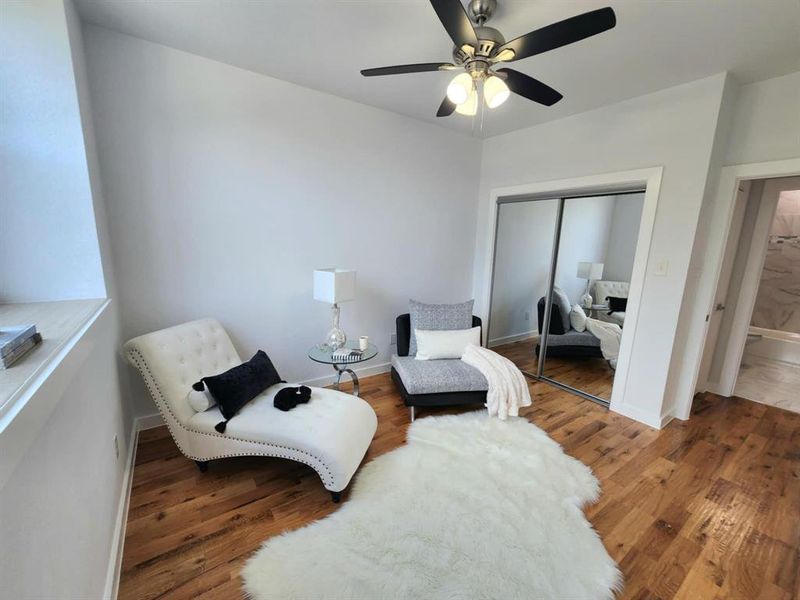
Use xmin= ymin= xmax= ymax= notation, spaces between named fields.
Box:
xmin=581 ymin=293 xmax=593 ymax=309
xmin=326 ymin=327 xmax=347 ymax=351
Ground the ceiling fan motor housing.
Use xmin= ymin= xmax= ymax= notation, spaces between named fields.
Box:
xmin=452 ymin=25 xmax=505 ymax=69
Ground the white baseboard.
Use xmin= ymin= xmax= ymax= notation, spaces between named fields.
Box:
xmin=488 ymin=330 xmax=538 ymax=348
xmin=137 ymin=412 xmax=165 ymax=430
xmin=102 ymin=418 xmax=141 ymax=599
xmin=610 ymin=402 xmax=663 ymax=429
xmin=660 ymin=411 xmax=677 ymax=427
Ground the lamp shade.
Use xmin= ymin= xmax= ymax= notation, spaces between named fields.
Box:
xmin=313 ymin=269 xmax=356 ymax=304
xmin=577 ymin=262 xmax=604 ymax=280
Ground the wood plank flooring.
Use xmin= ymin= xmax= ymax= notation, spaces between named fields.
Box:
xmin=495 ymin=338 xmax=615 ymax=400
xmin=118 ymin=344 xmax=800 ymax=599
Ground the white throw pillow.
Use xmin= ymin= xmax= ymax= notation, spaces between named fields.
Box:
xmin=570 ymin=304 xmax=587 ymax=332
xmin=186 ymin=387 xmax=217 ymax=412
xmin=414 ymin=326 xmax=481 ymax=360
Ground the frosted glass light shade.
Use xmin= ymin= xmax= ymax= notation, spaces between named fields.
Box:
xmin=455 ymin=88 xmax=478 ymax=116
xmin=484 ymin=75 xmax=510 ymax=108
xmin=576 ymin=262 xmax=604 ymax=280
xmin=313 ymin=269 xmax=356 ymax=304
xmin=446 ymin=73 xmax=473 ymax=105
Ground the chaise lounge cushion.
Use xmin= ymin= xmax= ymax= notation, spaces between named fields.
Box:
xmin=190 ymin=383 xmax=376 ymax=489
xmin=391 ymin=355 xmax=488 ymax=395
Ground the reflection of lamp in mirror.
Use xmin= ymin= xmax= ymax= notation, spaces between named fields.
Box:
xmin=313 ymin=268 xmax=356 ymax=350
xmin=577 ymin=262 xmax=604 ymax=308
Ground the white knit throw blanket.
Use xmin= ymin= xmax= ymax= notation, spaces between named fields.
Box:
xmin=461 ymin=345 xmax=532 ymax=420
xmin=585 ymin=318 xmax=622 ymax=362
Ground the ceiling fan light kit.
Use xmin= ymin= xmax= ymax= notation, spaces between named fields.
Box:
xmin=455 ymin=87 xmax=478 ymax=116
xmin=483 ymin=75 xmax=510 ymax=108
xmin=360 ymin=0 xmax=616 ymax=118
xmin=446 ymin=72 xmax=474 ymax=105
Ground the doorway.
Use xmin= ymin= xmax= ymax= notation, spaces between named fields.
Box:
xmin=487 ymin=190 xmax=646 ymax=406
xmin=698 ymin=175 xmax=800 ymax=413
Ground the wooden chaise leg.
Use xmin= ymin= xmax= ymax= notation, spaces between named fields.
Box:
xmin=195 ymin=460 xmax=209 ymax=472
xmin=331 ymin=491 xmax=342 ymax=503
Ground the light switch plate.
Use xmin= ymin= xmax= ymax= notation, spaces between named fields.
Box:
xmin=653 ymin=258 xmax=669 ymax=276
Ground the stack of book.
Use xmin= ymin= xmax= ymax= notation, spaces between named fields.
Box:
xmin=0 ymin=324 xmax=42 ymax=370
xmin=331 ymin=347 xmax=363 ymax=363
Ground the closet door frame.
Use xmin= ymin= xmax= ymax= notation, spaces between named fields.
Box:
xmin=482 ymin=168 xmax=662 ymax=413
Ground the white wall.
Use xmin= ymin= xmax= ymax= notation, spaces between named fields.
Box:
xmin=0 ymin=306 xmax=130 ymax=600
xmin=603 ymin=194 xmax=645 ymax=282
xmin=0 ymin=0 xmax=106 ymax=302
xmin=724 ymin=72 xmax=800 ymax=166
xmin=82 ymin=26 xmax=483 ymax=416
xmin=0 ymin=3 xmax=134 ymax=597
xmin=475 ymin=74 xmax=728 ymax=426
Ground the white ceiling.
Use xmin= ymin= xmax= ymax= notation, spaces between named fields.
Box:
xmin=75 ymin=0 xmax=800 ymax=138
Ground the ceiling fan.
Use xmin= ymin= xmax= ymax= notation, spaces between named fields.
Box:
xmin=361 ymin=0 xmax=616 ymax=117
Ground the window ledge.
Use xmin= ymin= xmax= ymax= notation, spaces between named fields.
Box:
xmin=0 ymin=298 xmax=108 ymax=427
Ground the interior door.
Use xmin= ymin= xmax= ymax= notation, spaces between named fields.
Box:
xmin=695 ymin=181 xmax=751 ymax=392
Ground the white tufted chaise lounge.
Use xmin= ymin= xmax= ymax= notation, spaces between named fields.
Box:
xmin=123 ymin=318 xmax=378 ymax=502
xmin=593 ymin=280 xmax=630 ymax=327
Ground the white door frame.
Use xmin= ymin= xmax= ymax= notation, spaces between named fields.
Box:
xmin=477 ymin=167 xmax=663 ymax=417
xmin=685 ymin=158 xmax=800 ymax=408
xmin=714 ymin=174 xmax=800 ymax=396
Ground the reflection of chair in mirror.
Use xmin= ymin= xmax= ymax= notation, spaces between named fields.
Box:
xmin=534 ymin=298 xmax=604 ymax=359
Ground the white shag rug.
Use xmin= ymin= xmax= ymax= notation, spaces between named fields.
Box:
xmin=242 ymin=412 xmax=622 ymax=599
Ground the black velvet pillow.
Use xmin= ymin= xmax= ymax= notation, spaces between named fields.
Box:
xmin=607 ymin=296 xmax=628 ymax=313
xmin=194 ymin=350 xmax=282 ymax=432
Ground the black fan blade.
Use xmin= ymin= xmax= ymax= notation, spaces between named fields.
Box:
xmin=361 ymin=63 xmax=456 ymax=77
xmin=497 ymin=68 xmax=563 ymax=106
xmin=429 ymin=0 xmax=478 ymax=50
xmin=436 ymin=96 xmax=456 ymax=117
xmin=495 ymin=7 xmax=616 ymax=62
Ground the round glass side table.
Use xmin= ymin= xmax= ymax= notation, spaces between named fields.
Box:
xmin=307 ymin=342 xmax=378 ymax=397
xmin=588 ymin=304 xmax=609 ymax=319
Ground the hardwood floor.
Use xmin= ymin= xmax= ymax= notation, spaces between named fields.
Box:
xmin=118 ymin=353 xmax=800 ymax=599
xmin=496 ymin=338 xmax=616 ymax=400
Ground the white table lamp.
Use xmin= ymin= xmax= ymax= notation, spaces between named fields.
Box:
xmin=577 ymin=262 xmax=604 ymax=308
xmin=314 ymin=268 xmax=356 ymax=350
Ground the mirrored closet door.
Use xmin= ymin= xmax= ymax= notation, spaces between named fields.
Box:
xmin=487 ymin=190 xmax=645 ymax=406
xmin=487 ymin=198 xmax=559 ymax=375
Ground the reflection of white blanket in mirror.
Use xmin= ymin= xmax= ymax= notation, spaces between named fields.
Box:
xmin=586 ymin=318 xmax=622 ymax=364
